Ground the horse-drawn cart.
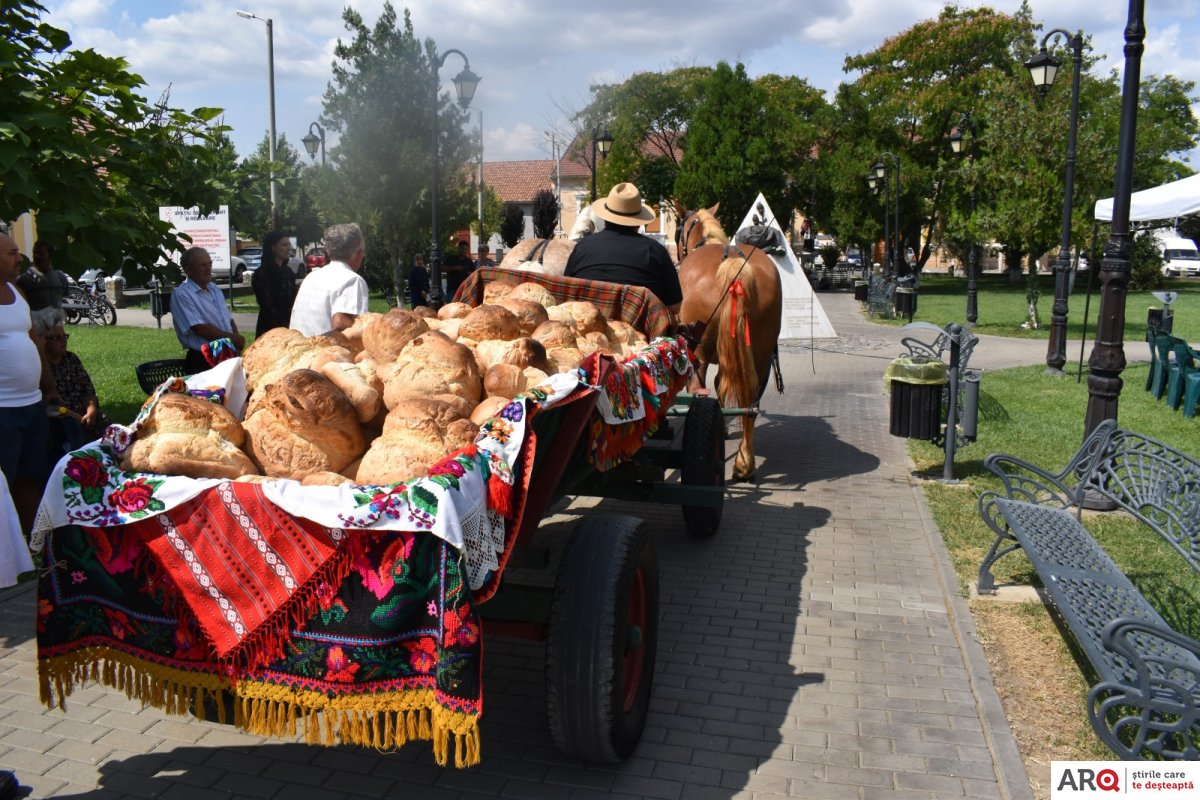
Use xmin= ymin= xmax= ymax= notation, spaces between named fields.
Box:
xmin=32 ymin=271 xmax=726 ymax=767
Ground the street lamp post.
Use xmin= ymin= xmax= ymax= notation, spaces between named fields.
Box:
xmin=873 ymin=155 xmax=901 ymax=278
xmin=236 ymin=10 xmax=278 ymax=230
xmin=301 ymin=122 xmax=326 ymax=165
xmin=949 ymin=113 xmax=980 ymax=324
xmin=1086 ymin=1 xmax=1144 ymax=432
xmin=867 ymin=171 xmax=888 ymax=276
xmin=427 ymin=48 xmax=481 ymax=310
xmin=1028 ymin=28 xmax=1086 ymax=374
xmin=590 ymin=127 xmax=613 ymax=202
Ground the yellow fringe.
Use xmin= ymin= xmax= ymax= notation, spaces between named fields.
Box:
xmin=39 ymin=650 xmax=482 ymax=767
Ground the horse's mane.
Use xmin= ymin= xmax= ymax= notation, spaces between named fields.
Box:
xmin=569 ymin=206 xmax=598 ymax=240
xmin=695 ymin=210 xmax=729 ymax=245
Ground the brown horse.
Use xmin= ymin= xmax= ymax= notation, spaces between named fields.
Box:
xmin=495 ymin=207 xmax=598 ymax=276
xmin=676 ymin=205 xmax=783 ymax=482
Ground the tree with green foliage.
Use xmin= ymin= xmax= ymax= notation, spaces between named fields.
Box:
xmin=234 ymin=133 xmax=323 ymax=246
xmin=1 ymin=0 xmax=227 ymax=281
xmin=320 ymin=3 xmax=478 ymax=286
xmin=675 ymin=62 xmax=787 ymax=233
xmin=499 ymin=203 xmax=525 ymax=248
xmin=531 ymin=189 xmax=558 ymax=240
xmin=579 ymin=67 xmax=711 ymax=216
xmin=754 ymin=74 xmax=830 ymax=236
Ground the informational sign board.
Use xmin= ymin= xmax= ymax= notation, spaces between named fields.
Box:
xmin=733 ymin=194 xmax=836 ymax=340
xmin=158 ymin=205 xmax=232 ymax=273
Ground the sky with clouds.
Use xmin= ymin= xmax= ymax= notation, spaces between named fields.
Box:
xmin=43 ymin=0 xmax=1200 ymax=168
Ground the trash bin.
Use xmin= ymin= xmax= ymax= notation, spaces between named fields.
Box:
xmin=854 ymin=281 xmax=868 ymax=302
xmin=885 ymin=356 xmax=947 ymax=439
xmin=894 ymin=287 xmax=916 ymax=321
xmin=1147 ymin=307 xmax=1174 ymax=333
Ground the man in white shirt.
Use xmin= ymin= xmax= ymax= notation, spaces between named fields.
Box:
xmin=290 ymin=223 xmax=369 ymax=336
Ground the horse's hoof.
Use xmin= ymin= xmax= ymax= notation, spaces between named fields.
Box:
xmin=731 ymin=470 xmax=756 ymax=484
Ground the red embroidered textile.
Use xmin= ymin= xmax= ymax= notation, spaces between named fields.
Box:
xmin=133 ymin=481 xmax=347 ymax=663
xmin=455 ymin=267 xmax=676 ymax=339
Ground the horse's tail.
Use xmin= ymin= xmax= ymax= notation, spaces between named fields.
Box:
xmin=715 ymin=255 xmax=759 ymax=412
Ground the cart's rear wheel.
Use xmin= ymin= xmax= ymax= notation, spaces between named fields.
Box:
xmin=681 ymin=396 xmax=725 ymax=538
xmin=546 ymin=513 xmax=658 ymax=763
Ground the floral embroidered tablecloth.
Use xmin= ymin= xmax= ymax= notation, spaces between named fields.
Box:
xmin=34 ymin=337 xmax=694 ymax=767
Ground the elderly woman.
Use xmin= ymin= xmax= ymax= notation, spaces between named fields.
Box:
xmin=36 ymin=312 xmax=107 ymax=450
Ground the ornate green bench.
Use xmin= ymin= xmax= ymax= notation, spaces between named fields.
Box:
xmin=977 ymin=419 xmax=1200 ymax=760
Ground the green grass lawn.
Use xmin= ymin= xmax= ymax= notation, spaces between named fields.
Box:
xmin=892 ymin=273 xmax=1200 ymax=343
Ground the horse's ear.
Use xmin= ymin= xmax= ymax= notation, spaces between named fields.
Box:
xmin=707 ymin=202 xmax=720 ymax=215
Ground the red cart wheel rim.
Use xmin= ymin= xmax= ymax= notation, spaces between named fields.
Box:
xmin=622 ymin=566 xmax=647 ymax=712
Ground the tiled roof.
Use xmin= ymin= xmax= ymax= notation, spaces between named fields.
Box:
xmin=483 ymin=160 xmax=556 ymax=203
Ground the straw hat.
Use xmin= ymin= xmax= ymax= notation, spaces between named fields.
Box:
xmin=592 ymin=182 xmax=656 ymax=226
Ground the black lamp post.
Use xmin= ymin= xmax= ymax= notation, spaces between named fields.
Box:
xmin=867 ymin=171 xmax=888 ymax=276
xmin=301 ymin=121 xmax=325 ymax=166
xmin=1028 ymin=28 xmax=1085 ymax=374
xmin=949 ymin=114 xmax=980 ymax=324
xmin=1086 ymin=1 xmax=1143 ymax=432
xmin=590 ymin=127 xmax=613 ymax=202
xmin=428 ymin=48 xmax=481 ymax=310
xmin=873 ymin=155 xmax=901 ymax=278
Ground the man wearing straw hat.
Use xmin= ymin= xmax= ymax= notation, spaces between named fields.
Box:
xmin=565 ymin=182 xmax=682 ymax=314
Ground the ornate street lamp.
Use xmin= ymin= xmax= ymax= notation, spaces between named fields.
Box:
xmin=1086 ymin=2 xmax=1143 ymax=433
xmin=874 ymin=155 xmax=901 ymax=278
xmin=590 ymin=127 xmax=613 ymax=202
xmin=1028 ymin=28 xmax=1086 ymax=375
xmin=867 ymin=171 xmax=888 ymax=276
xmin=301 ymin=121 xmax=325 ymax=165
xmin=949 ymin=113 xmax=980 ymax=324
xmin=236 ymin=10 xmax=278 ymax=230
xmin=427 ymin=48 xmax=481 ymax=309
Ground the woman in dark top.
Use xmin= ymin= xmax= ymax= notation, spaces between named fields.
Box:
xmin=41 ymin=320 xmax=108 ymax=451
xmin=251 ymin=231 xmax=297 ymax=336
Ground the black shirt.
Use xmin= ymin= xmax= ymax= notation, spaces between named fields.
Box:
xmin=442 ymin=253 xmax=475 ymax=301
xmin=564 ymin=225 xmax=682 ymax=307
xmin=251 ymin=262 xmax=296 ymax=336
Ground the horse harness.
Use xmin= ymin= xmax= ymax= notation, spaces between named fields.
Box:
xmin=526 ymin=238 xmax=552 ymax=265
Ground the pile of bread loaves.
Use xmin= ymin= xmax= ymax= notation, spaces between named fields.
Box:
xmin=119 ymin=280 xmax=651 ymax=487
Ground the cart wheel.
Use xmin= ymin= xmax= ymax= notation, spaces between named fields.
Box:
xmin=546 ymin=513 xmax=658 ymax=763
xmin=681 ymin=396 xmax=725 ymax=538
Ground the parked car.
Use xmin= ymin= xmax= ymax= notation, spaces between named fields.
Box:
xmin=242 ymin=246 xmax=307 ymax=278
xmin=209 ymin=252 xmax=248 ymax=283
xmin=305 ymin=247 xmax=328 ymax=270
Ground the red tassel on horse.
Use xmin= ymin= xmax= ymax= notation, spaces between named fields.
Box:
xmin=728 ymin=280 xmax=751 ymax=346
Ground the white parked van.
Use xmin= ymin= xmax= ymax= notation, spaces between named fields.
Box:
xmin=1154 ymin=231 xmax=1200 ymax=277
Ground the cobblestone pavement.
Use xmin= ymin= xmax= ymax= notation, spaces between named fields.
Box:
xmin=0 ymin=292 xmax=1037 ymax=798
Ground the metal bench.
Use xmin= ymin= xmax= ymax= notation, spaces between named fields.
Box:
xmin=866 ymin=275 xmax=895 ymax=318
xmin=976 ymin=419 xmax=1200 ymax=760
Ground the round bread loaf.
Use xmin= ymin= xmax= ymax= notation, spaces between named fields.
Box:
xmin=531 ymin=320 xmax=577 ymax=348
xmin=577 ymin=330 xmax=613 ymax=357
xmin=546 ymin=346 xmax=584 ymax=372
xmin=548 ymin=301 xmax=607 ymax=335
xmin=411 ymin=306 xmax=436 ymax=318
xmin=138 ymin=392 xmax=247 ymax=447
xmin=437 ymin=302 xmax=473 ymax=320
xmin=341 ymin=311 xmax=383 ymax=355
xmin=507 ymin=282 xmax=558 ymax=307
xmin=470 ymin=396 xmax=512 ymax=426
xmin=241 ymin=328 xmax=311 ymax=392
xmin=606 ymin=320 xmax=645 ymax=346
xmin=356 ymin=416 xmax=480 ymax=485
xmin=362 ymin=310 xmax=430 ymax=362
xmin=381 ymin=332 xmax=483 ymax=408
xmin=382 ymin=396 xmax=471 ymax=438
xmin=483 ymin=363 xmax=525 ymax=399
xmin=483 ymin=279 xmax=519 ymax=304
xmin=497 ymin=297 xmax=550 ymax=336
xmin=242 ymin=369 xmax=366 ymax=479
xmin=459 ymin=304 xmax=521 ymax=342
xmin=121 ymin=430 xmax=259 ymax=481
xmin=477 ymin=337 xmax=550 ymax=372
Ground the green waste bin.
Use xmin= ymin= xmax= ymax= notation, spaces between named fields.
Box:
xmin=885 ymin=356 xmax=947 ymax=439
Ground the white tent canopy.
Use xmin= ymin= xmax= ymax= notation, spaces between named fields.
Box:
xmin=1093 ymin=172 xmax=1200 ymax=222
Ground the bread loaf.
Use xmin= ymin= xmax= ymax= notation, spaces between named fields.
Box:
xmin=507 ymin=282 xmax=558 ymax=308
xmin=380 ymin=332 xmax=483 ymax=409
xmin=362 ymin=309 xmax=430 ymax=363
xmin=470 ymin=396 xmax=512 ymax=426
xmin=119 ymin=393 xmax=257 ymax=480
xmin=547 ymin=301 xmax=606 ymax=335
xmin=437 ymin=302 xmax=473 ymax=320
xmin=531 ymin=320 xmax=577 ymax=348
xmin=459 ymin=304 xmax=521 ymax=342
xmin=242 ymin=369 xmax=366 ymax=479
xmin=496 ymin=298 xmax=549 ymax=336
